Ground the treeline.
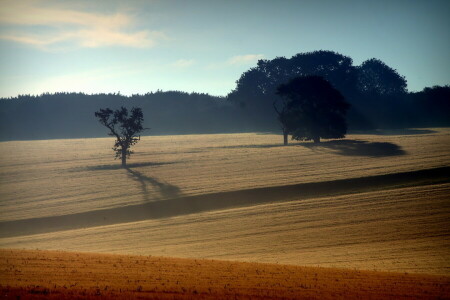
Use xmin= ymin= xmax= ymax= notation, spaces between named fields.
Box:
xmin=0 ymin=50 xmax=449 ymax=141
xmin=0 ymin=91 xmax=240 ymax=140
xmin=227 ymin=51 xmax=450 ymax=132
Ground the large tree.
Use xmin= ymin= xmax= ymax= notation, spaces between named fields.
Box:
xmin=95 ymin=107 xmax=147 ymax=167
xmin=276 ymin=76 xmax=350 ymax=144
xmin=228 ymin=51 xmax=415 ymax=131
xmin=227 ymin=50 xmax=356 ymax=131
xmin=354 ymin=58 xmax=408 ymax=128
xmin=229 ymin=51 xmax=355 ymax=105
xmin=357 ymin=58 xmax=407 ymax=96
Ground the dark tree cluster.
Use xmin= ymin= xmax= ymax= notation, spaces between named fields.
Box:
xmin=407 ymin=85 xmax=450 ymax=127
xmin=227 ymin=50 xmax=411 ymax=132
xmin=275 ymin=76 xmax=350 ymax=144
xmin=356 ymin=58 xmax=407 ymax=95
xmin=0 ymin=91 xmax=235 ymax=141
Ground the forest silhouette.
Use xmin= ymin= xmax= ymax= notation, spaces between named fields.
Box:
xmin=0 ymin=50 xmax=448 ymax=141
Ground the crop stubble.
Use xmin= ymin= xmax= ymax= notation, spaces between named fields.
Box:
xmin=0 ymin=129 xmax=449 ymax=276
xmin=1 ymin=249 xmax=449 ymax=299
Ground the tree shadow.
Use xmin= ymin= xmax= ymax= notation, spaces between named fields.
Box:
xmin=207 ymin=143 xmax=299 ymax=150
xmin=302 ymin=139 xmax=406 ymax=157
xmin=85 ymin=161 xmax=177 ymax=171
xmin=3 ymin=166 xmax=449 ymax=238
xmin=359 ymin=129 xmax=436 ymax=136
xmin=125 ymin=167 xmax=182 ymax=201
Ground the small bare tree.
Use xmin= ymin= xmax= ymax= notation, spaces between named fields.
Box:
xmin=95 ymin=107 xmax=147 ymax=167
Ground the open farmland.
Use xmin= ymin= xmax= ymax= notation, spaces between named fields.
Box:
xmin=1 ymin=249 xmax=449 ymax=300
xmin=0 ymin=129 xmax=449 ymax=221
xmin=0 ymin=129 xmax=450 ymax=281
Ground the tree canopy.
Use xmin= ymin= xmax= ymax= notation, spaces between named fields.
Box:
xmin=356 ymin=58 xmax=407 ymax=96
xmin=276 ymin=76 xmax=350 ymax=143
xmin=228 ymin=50 xmax=355 ymax=111
xmin=95 ymin=106 xmax=146 ymax=167
xmin=227 ymin=50 xmax=411 ymax=131
xmin=408 ymin=85 xmax=450 ymax=127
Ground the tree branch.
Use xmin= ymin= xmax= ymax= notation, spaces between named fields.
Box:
xmin=273 ymin=100 xmax=281 ymax=116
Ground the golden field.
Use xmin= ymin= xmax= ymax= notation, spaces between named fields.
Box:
xmin=0 ymin=129 xmax=450 ymax=298
xmin=1 ymin=249 xmax=449 ymax=299
xmin=1 ymin=129 xmax=449 ymax=222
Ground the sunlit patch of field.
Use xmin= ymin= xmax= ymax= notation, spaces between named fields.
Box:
xmin=1 ymin=249 xmax=449 ymax=300
xmin=1 ymin=129 xmax=449 ymax=221
xmin=1 ymin=183 xmax=449 ymax=275
xmin=0 ymin=128 xmax=449 ymax=277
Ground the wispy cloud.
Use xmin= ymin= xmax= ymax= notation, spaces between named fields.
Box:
xmin=171 ymin=59 xmax=195 ymax=68
xmin=227 ymin=54 xmax=264 ymax=65
xmin=0 ymin=0 xmax=165 ymax=50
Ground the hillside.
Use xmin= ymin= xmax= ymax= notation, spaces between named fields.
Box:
xmin=0 ymin=129 xmax=449 ymax=276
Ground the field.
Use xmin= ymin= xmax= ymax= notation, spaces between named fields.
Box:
xmin=1 ymin=129 xmax=450 ymax=298
xmin=1 ymin=249 xmax=449 ymax=299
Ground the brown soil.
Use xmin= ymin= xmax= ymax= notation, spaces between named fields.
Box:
xmin=1 ymin=249 xmax=449 ymax=299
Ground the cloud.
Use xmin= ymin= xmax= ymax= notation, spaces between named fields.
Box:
xmin=227 ymin=54 xmax=265 ymax=65
xmin=0 ymin=0 xmax=165 ymax=50
xmin=171 ymin=59 xmax=195 ymax=68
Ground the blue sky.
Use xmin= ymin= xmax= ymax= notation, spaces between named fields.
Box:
xmin=0 ymin=0 xmax=449 ymax=98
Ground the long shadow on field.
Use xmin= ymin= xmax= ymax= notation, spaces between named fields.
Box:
xmin=366 ymin=129 xmax=436 ymax=136
xmin=85 ymin=161 xmax=177 ymax=171
xmin=207 ymin=140 xmax=405 ymax=157
xmin=302 ymin=140 xmax=406 ymax=157
xmin=126 ymin=168 xmax=182 ymax=201
xmin=206 ymin=143 xmax=299 ymax=150
xmin=1 ymin=167 xmax=449 ymax=238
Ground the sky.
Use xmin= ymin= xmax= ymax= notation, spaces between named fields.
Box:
xmin=0 ymin=0 xmax=449 ymax=98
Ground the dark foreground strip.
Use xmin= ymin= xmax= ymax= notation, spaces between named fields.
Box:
xmin=1 ymin=166 xmax=449 ymax=238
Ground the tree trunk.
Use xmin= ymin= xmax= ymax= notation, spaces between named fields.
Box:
xmin=283 ymin=129 xmax=288 ymax=146
xmin=313 ymin=136 xmax=320 ymax=143
xmin=121 ymin=149 xmax=127 ymax=167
